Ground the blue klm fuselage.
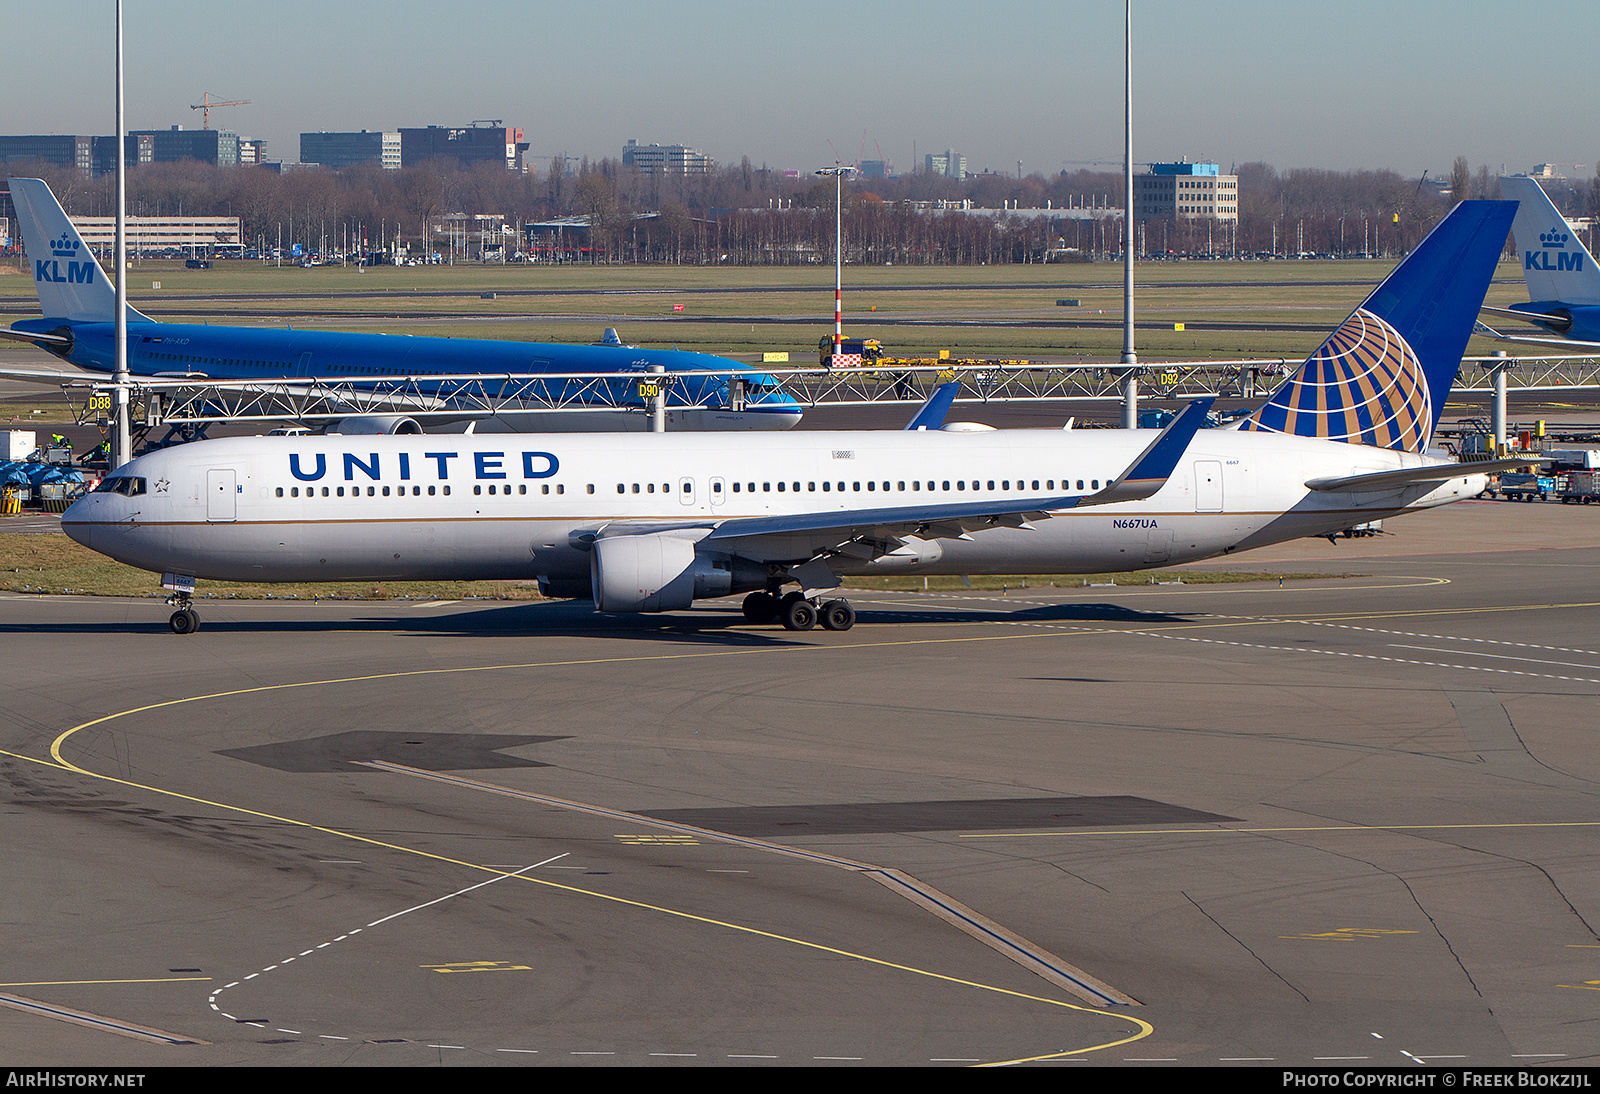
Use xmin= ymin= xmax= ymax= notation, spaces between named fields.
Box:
xmin=9 ymin=315 xmax=798 ymax=422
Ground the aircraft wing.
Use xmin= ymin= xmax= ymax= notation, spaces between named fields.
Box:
xmin=1304 ymin=457 xmax=1544 ymax=493
xmin=0 ymin=365 xmax=99 ymax=383
xmin=578 ymin=396 xmax=1215 ymax=595
xmin=704 ymin=396 xmax=1214 ymax=547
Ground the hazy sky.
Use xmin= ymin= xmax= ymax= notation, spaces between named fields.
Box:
xmin=4 ymin=0 xmax=1596 ymax=179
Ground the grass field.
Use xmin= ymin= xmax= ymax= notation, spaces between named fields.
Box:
xmin=0 ymin=253 xmax=1531 ymax=365
xmin=0 ymin=532 xmax=1346 ymax=602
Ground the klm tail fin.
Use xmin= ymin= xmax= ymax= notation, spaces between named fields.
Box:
xmin=8 ymin=177 xmax=149 ymax=324
xmin=1241 ymin=200 xmax=1515 ymax=453
xmin=1500 ymin=175 xmax=1600 ymax=306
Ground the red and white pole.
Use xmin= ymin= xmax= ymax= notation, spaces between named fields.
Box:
xmin=818 ymin=165 xmax=849 ymax=364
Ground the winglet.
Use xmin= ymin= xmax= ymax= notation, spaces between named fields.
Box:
xmin=903 ymin=381 xmax=961 ymax=431
xmin=1082 ymin=397 xmax=1214 ymax=506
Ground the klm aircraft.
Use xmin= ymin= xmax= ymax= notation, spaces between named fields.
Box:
xmin=0 ymin=178 xmax=801 ymax=432
xmin=1480 ymin=175 xmax=1600 ymax=349
xmin=64 ymin=201 xmax=1535 ymax=634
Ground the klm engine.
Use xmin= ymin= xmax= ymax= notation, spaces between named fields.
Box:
xmin=590 ymin=533 xmax=765 ymax=613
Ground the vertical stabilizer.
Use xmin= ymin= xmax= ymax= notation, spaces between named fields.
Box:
xmin=1500 ymin=175 xmax=1600 ymax=306
xmin=8 ymin=177 xmax=147 ymax=324
xmin=1242 ymin=200 xmax=1514 ymax=452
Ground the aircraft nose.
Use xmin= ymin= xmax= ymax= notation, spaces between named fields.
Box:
xmin=61 ymin=496 xmax=95 ymax=550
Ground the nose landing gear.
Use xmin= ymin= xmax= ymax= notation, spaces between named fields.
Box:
xmin=167 ymin=593 xmax=200 ymax=634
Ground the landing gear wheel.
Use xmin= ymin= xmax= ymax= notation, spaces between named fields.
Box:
xmin=169 ymin=609 xmax=199 ymax=635
xmin=820 ymin=599 xmax=856 ymax=631
xmin=780 ymin=597 xmax=817 ymax=631
xmin=742 ymin=591 xmax=779 ymax=623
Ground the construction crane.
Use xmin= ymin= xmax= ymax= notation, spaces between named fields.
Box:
xmin=190 ymin=92 xmax=251 ymax=129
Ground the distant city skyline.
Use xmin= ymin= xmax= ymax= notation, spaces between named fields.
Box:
xmin=3 ymin=0 xmax=1596 ymax=180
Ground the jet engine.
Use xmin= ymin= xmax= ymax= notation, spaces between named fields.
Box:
xmin=590 ymin=532 xmax=765 ymax=613
xmin=327 ymin=415 xmax=423 ymax=435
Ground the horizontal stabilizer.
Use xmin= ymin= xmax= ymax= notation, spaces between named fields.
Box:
xmin=1305 ymin=457 xmax=1545 ymax=493
xmin=1479 ymin=304 xmax=1570 ymax=331
xmin=0 ymin=326 xmax=73 ymax=347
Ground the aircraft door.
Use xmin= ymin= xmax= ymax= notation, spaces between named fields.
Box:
xmin=709 ymin=477 xmax=726 ymax=507
xmin=206 ymin=469 xmax=237 ymax=522
xmin=679 ymin=477 xmax=696 ymax=505
xmin=1194 ymin=461 xmax=1223 ymax=512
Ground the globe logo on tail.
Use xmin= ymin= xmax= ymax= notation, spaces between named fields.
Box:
xmin=1242 ymin=308 xmax=1431 ymax=453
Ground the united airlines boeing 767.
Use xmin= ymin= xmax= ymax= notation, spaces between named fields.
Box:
xmin=63 ymin=201 xmax=1527 ymax=634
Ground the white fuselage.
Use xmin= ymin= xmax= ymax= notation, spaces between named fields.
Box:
xmin=63 ymin=428 xmax=1485 ymax=599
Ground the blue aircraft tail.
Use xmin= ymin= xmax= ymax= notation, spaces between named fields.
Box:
xmin=1241 ymin=200 xmax=1514 ymax=452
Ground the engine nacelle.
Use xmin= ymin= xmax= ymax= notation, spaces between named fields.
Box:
xmin=590 ymin=533 xmax=765 ymax=613
xmin=328 ymin=415 xmax=423 ymax=435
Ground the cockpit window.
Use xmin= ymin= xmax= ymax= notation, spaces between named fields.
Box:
xmin=93 ymin=476 xmax=146 ymax=497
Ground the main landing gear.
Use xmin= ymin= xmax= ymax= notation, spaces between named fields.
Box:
xmin=741 ymin=590 xmax=856 ymax=632
xmin=167 ymin=594 xmax=200 ymax=634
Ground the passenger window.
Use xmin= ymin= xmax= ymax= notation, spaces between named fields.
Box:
xmin=275 ymin=487 xmax=283 ymax=497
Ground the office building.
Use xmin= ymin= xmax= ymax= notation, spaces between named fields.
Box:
xmin=1133 ymin=161 xmax=1238 ymax=222
xmin=621 ymin=140 xmax=713 ymax=176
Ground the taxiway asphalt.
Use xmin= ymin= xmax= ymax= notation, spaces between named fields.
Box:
xmin=3 ymin=501 xmax=1600 ymax=1066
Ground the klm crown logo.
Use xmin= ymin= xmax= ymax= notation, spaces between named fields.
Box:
xmin=1540 ymin=228 xmax=1569 ymax=249
xmin=50 ymin=234 xmax=79 ymax=258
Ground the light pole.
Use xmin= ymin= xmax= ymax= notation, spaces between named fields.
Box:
xmin=1119 ymin=0 xmax=1139 ymax=429
xmin=816 ymin=165 xmax=852 ymax=362
xmin=112 ymin=0 xmax=131 ymax=469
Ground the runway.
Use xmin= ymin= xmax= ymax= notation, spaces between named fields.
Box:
xmin=3 ymin=501 xmax=1600 ymax=1066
